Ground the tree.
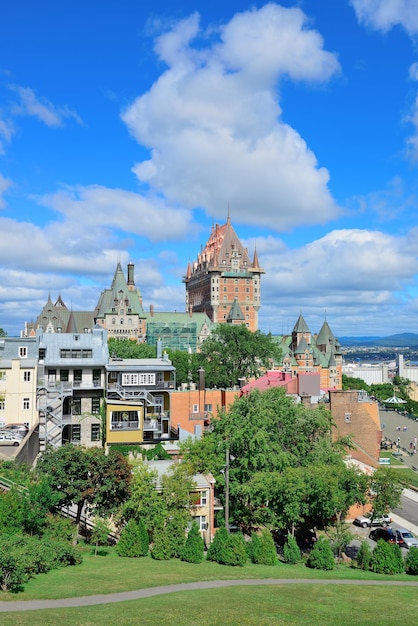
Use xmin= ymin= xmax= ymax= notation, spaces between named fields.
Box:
xmin=369 ymin=468 xmax=403 ymax=520
xmin=405 ymin=547 xmax=418 ymax=575
xmin=37 ymin=444 xmax=131 ymax=543
xmin=195 ymin=324 xmax=282 ymax=388
xmin=283 ymin=535 xmax=301 ymax=564
xmin=370 ymin=540 xmax=404 ymax=575
xmin=342 ymin=375 xmax=370 ymax=392
xmin=0 ymin=328 xmax=7 ymax=337
xmin=90 ymin=517 xmax=111 ymax=556
xmin=181 ymin=522 xmax=204 ymax=564
xmin=22 ymin=478 xmax=61 ymax=536
xmin=248 ymin=529 xmax=277 ymax=566
xmin=116 ymin=519 xmax=149 ymax=558
xmin=356 ymin=541 xmax=372 ymax=571
xmin=108 ymin=338 xmax=156 ymax=359
xmin=306 ymin=538 xmax=335 ymax=571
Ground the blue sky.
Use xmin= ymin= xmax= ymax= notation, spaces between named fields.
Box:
xmin=1 ymin=0 xmax=418 ymax=338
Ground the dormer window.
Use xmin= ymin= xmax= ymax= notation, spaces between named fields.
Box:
xmin=19 ymin=346 xmax=27 ymax=358
xmin=74 ymin=335 xmax=80 ymax=341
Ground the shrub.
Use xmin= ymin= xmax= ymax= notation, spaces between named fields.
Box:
xmin=0 ymin=552 xmax=25 ymax=593
xmin=405 ymin=547 xmax=418 ymax=575
xmin=356 ymin=541 xmax=372 ymax=571
xmin=151 ymin=526 xmax=173 ymax=560
xmin=117 ymin=519 xmax=149 ymax=558
xmin=370 ymin=540 xmax=404 ymax=575
xmin=306 ymin=538 xmax=335 ymax=571
xmin=207 ymin=528 xmax=247 ymax=566
xmin=283 ymin=534 xmax=301 ymax=564
xmin=207 ymin=527 xmax=229 ymax=562
xmin=221 ymin=533 xmax=247 ymax=567
xmin=181 ymin=523 xmax=204 ymax=564
xmin=249 ymin=530 xmax=277 ymax=566
xmin=247 ymin=532 xmax=261 ymax=563
xmin=43 ymin=514 xmax=75 ymax=542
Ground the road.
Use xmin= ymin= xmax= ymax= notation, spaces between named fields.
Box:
xmin=394 ymin=494 xmax=418 ymax=528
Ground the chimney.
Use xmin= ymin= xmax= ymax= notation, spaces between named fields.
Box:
xmin=157 ymin=339 xmax=162 ymax=359
xmin=127 ymin=262 xmax=135 ymax=289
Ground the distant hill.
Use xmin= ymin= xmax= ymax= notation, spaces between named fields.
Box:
xmin=339 ymin=333 xmax=418 ymax=348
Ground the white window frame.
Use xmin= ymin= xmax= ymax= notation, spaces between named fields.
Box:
xmin=19 ymin=346 xmax=28 ymax=358
xmin=193 ymin=515 xmax=207 ymax=531
xmin=345 ymin=412 xmax=351 ymax=423
xmin=122 ymin=372 xmax=156 ymax=386
xmin=23 ymin=371 xmax=31 ymax=382
xmin=23 ymin=397 xmax=30 ymax=410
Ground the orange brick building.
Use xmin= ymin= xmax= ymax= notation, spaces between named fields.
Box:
xmin=170 ymin=387 xmax=239 ymax=436
xmin=184 ymin=216 xmax=264 ymax=331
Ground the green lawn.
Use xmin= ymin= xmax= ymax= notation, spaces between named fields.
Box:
xmin=379 ymin=452 xmax=418 ymax=488
xmin=1 ymin=547 xmax=417 ymax=602
xmin=1 ymin=584 xmax=418 ymax=625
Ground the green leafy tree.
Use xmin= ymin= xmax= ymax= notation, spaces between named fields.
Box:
xmin=220 ymin=533 xmax=247 ymax=567
xmin=37 ymin=444 xmax=131 ymax=543
xmin=90 ymin=517 xmax=111 ymax=556
xmin=207 ymin=527 xmax=229 ymax=563
xmin=118 ymin=458 xmax=166 ymax=539
xmin=369 ymin=468 xmax=403 ymax=521
xmin=22 ymin=478 xmax=61 ymax=536
xmin=370 ymin=540 xmax=404 ymax=575
xmin=248 ymin=529 xmax=277 ymax=566
xmin=356 ymin=541 xmax=372 ymax=571
xmin=283 ymin=535 xmax=301 ymax=564
xmin=151 ymin=525 xmax=174 ymax=560
xmin=342 ymin=375 xmax=370 ymax=392
xmin=0 ymin=488 xmax=24 ymax=535
xmin=0 ymin=552 xmax=25 ymax=593
xmin=405 ymin=547 xmax=418 ymax=575
xmin=195 ymin=324 xmax=282 ymax=388
xmin=306 ymin=538 xmax=335 ymax=571
xmin=116 ymin=519 xmax=149 ymax=558
xmin=0 ymin=328 xmax=7 ymax=337
xmin=327 ymin=522 xmax=353 ymax=561
xmin=108 ymin=338 xmax=156 ymax=359
xmin=181 ymin=522 xmax=204 ymax=564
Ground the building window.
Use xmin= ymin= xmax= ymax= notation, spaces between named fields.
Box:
xmin=91 ymin=424 xmax=100 ymax=441
xmin=192 ymin=515 xmax=207 ymax=531
xmin=122 ymin=373 xmax=156 ymax=386
xmin=72 ymin=398 xmax=82 ymax=415
xmin=39 ymin=348 xmax=46 ymax=360
xmin=60 ymin=369 xmax=69 ymax=382
xmin=71 ymin=425 xmax=81 ymax=442
xmin=199 ymin=490 xmax=208 ymax=506
xmin=110 ymin=410 xmax=139 ymax=430
xmin=91 ymin=397 xmax=101 ymax=414
xmin=93 ymin=369 xmax=101 ymax=386
xmin=204 ymin=404 xmax=212 ymax=413
xmin=60 ymin=349 xmax=92 ymax=359
xmin=23 ymin=398 xmax=30 ymax=410
xmin=19 ymin=346 xmax=27 ymax=358
xmin=23 ymin=371 xmax=31 ymax=382
xmin=0 ymin=399 xmax=5 ymax=411
xmin=192 ymin=404 xmax=199 ymax=413
xmin=345 ymin=412 xmax=351 ymax=423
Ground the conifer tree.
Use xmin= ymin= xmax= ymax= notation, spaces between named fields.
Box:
xmin=181 ymin=523 xmax=204 ymax=564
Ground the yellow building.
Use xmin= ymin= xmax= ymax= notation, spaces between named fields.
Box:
xmin=0 ymin=337 xmax=38 ymax=429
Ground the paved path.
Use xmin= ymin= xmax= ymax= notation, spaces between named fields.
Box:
xmin=1 ymin=578 xmax=418 ymax=613
xmin=379 ymin=407 xmax=418 ymax=468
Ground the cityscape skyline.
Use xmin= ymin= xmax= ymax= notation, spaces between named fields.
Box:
xmin=1 ymin=1 xmax=418 ymax=338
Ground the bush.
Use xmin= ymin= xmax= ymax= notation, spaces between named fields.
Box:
xmin=356 ymin=541 xmax=372 ymax=571
xmin=248 ymin=530 xmax=277 ymax=566
xmin=405 ymin=547 xmax=418 ymax=575
xmin=283 ymin=534 xmax=301 ymax=564
xmin=370 ymin=540 xmax=404 ymax=575
xmin=117 ymin=519 xmax=149 ymax=558
xmin=151 ymin=526 xmax=174 ymax=560
xmin=306 ymin=538 xmax=335 ymax=571
xmin=43 ymin=514 xmax=75 ymax=542
xmin=207 ymin=527 xmax=229 ymax=562
xmin=0 ymin=552 xmax=25 ymax=593
xmin=181 ymin=523 xmax=204 ymax=564
xmin=207 ymin=528 xmax=247 ymax=566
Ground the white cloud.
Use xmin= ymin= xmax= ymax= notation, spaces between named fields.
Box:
xmin=122 ymin=4 xmax=341 ymax=231
xmin=351 ymin=0 xmax=418 ymax=36
xmin=9 ymin=85 xmax=82 ymax=127
xmin=257 ymin=227 xmax=418 ymax=335
xmin=0 ymin=117 xmax=14 ymax=154
xmin=39 ymin=185 xmax=193 ymax=243
xmin=0 ymin=173 xmax=12 ymax=208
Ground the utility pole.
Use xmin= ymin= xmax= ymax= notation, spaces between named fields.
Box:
xmin=225 ymin=445 xmax=230 ymax=532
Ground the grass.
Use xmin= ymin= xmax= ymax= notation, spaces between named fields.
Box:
xmin=1 ymin=584 xmax=418 ymax=625
xmin=379 ymin=452 xmax=418 ymax=488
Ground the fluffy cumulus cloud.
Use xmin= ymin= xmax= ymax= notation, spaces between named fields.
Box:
xmin=40 ymin=185 xmax=193 ymax=243
xmin=122 ymin=4 xmax=341 ymax=231
xmin=257 ymin=228 xmax=418 ymax=334
xmin=350 ymin=0 xmax=418 ymax=35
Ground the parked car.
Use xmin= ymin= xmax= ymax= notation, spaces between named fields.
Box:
xmin=353 ymin=512 xmax=391 ymax=528
xmin=369 ymin=527 xmax=406 ymax=547
xmin=0 ymin=432 xmax=21 ymax=446
xmin=3 ymin=423 xmax=29 ymax=438
xmin=395 ymin=528 xmax=418 ymax=548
